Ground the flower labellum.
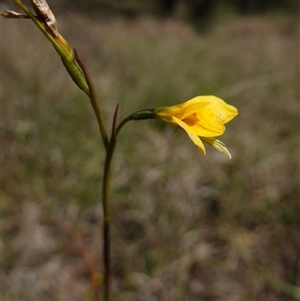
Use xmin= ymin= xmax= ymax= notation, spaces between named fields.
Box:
xmin=155 ymin=96 xmax=238 ymax=158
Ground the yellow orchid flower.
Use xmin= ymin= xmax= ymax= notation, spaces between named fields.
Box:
xmin=155 ymin=96 xmax=238 ymax=158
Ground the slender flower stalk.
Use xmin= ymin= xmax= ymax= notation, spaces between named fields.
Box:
xmin=101 ymin=105 xmax=119 ymax=301
xmin=116 ymin=109 xmax=156 ymax=136
xmin=102 ymin=148 xmax=114 ymax=300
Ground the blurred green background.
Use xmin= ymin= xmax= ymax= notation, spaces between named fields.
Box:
xmin=1 ymin=0 xmax=299 ymax=300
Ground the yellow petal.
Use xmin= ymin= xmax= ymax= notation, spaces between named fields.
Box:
xmin=173 ymin=117 xmax=206 ymax=154
xmin=155 ymin=98 xmax=208 ymax=120
xmin=187 ymin=132 xmax=206 ymax=154
xmin=183 ymin=96 xmax=238 ymax=124
xmin=180 ymin=96 xmax=209 ymax=107
xmin=173 ymin=113 xmax=223 ymax=137
xmin=204 ymin=96 xmax=238 ymax=124
xmin=170 ymin=100 xmax=225 ymax=136
xmin=155 ymin=106 xmax=178 ymax=123
xmin=177 ymin=102 xmax=209 ymax=120
xmin=180 ymin=103 xmax=225 ymax=137
xmin=192 ymin=105 xmax=225 ymax=136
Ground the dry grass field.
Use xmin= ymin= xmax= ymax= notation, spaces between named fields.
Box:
xmin=1 ymin=5 xmax=299 ymax=301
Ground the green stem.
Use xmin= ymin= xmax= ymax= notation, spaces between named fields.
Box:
xmin=99 ymin=108 xmax=156 ymax=300
xmin=74 ymin=51 xmax=111 ymax=300
xmin=116 ymin=108 xmax=156 ymax=137
xmin=74 ymin=51 xmax=111 ymax=298
xmin=102 ymin=140 xmax=116 ymax=301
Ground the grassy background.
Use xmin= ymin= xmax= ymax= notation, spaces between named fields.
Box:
xmin=1 ymin=5 xmax=299 ymax=301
